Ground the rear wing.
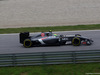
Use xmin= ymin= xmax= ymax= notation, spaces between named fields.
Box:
xmin=19 ymin=32 xmax=29 ymax=44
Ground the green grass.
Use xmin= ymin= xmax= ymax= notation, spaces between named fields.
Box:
xmin=0 ymin=24 xmax=100 ymax=34
xmin=0 ymin=63 xmax=100 ymax=75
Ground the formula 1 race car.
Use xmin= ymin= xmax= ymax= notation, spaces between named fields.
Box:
xmin=19 ymin=30 xmax=93 ymax=48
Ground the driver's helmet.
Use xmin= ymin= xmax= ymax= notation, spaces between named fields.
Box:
xmin=53 ymin=34 xmax=57 ymax=36
xmin=49 ymin=30 xmax=52 ymax=32
xmin=49 ymin=30 xmax=52 ymax=36
xmin=41 ymin=33 xmax=45 ymax=37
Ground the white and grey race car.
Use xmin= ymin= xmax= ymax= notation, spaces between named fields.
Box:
xmin=19 ymin=30 xmax=93 ymax=48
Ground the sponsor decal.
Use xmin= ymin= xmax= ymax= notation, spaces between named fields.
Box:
xmin=83 ymin=42 xmax=86 ymax=44
xmin=62 ymin=38 xmax=68 ymax=40
xmin=41 ymin=37 xmax=47 ymax=40
xmin=38 ymin=39 xmax=45 ymax=44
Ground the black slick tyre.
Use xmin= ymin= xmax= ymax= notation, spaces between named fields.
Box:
xmin=23 ymin=39 xmax=32 ymax=48
xmin=72 ymin=37 xmax=81 ymax=46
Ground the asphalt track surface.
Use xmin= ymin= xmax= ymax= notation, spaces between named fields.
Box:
xmin=0 ymin=0 xmax=100 ymax=28
xmin=0 ymin=30 xmax=100 ymax=54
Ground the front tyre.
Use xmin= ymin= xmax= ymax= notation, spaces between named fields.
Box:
xmin=23 ymin=39 xmax=32 ymax=48
xmin=72 ymin=37 xmax=81 ymax=46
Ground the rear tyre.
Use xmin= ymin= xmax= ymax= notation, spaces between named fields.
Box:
xmin=23 ymin=39 xmax=32 ymax=48
xmin=72 ymin=37 xmax=81 ymax=46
